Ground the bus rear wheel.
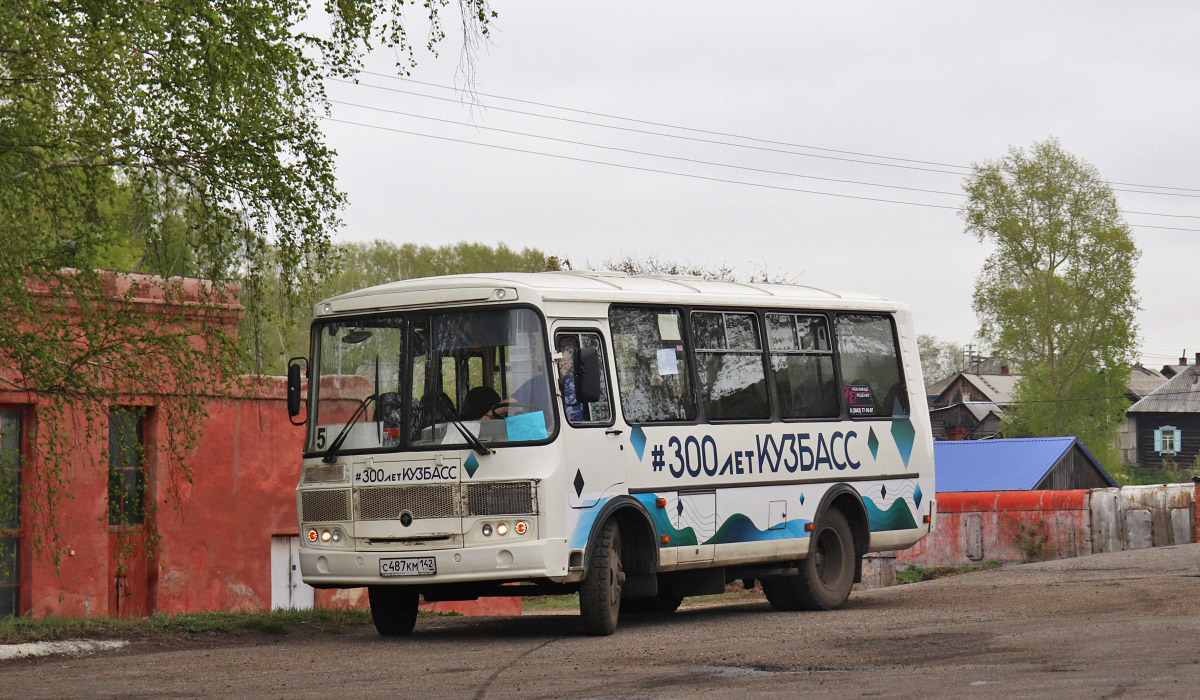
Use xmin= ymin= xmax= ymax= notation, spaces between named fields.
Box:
xmin=579 ymin=520 xmax=624 ymax=635
xmin=763 ymin=509 xmax=856 ymax=612
xmin=368 ymin=585 xmax=419 ymax=636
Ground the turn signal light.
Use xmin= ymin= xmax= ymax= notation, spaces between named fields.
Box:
xmin=655 ymin=498 xmax=667 ymax=508
xmin=514 ymin=521 xmax=528 ymax=535
xmin=923 ymin=514 xmax=932 ymax=523
xmin=660 ymin=535 xmax=671 ymax=545
xmin=307 ymin=529 xmax=318 ymax=542
xmin=804 ymin=523 xmax=815 ymax=532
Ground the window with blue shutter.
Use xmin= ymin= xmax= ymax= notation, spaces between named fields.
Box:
xmin=1154 ymin=426 xmax=1181 ymax=455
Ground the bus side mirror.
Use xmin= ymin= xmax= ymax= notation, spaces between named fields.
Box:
xmin=576 ymin=347 xmax=602 ymax=404
xmin=287 ymin=357 xmax=308 ymax=425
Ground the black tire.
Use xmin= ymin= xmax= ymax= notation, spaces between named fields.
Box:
xmin=368 ymin=585 xmax=419 ymax=636
xmin=764 ymin=509 xmax=857 ymax=612
xmin=579 ymin=520 xmax=623 ymax=635
xmin=761 ymin=574 xmax=801 ymax=611
xmin=621 ymin=588 xmax=684 ymax=615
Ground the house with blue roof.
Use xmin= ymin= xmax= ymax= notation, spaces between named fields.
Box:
xmin=934 ymin=437 xmax=1118 ymax=492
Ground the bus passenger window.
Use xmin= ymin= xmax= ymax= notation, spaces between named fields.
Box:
xmin=609 ymin=308 xmax=695 ymax=423
xmin=554 ymin=332 xmax=613 ymax=426
xmin=834 ymin=314 xmax=907 ymax=418
xmin=767 ymin=314 xmax=839 ymax=419
xmin=691 ymin=311 xmax=769 ymax=421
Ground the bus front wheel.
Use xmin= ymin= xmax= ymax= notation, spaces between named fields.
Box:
xmin=763 ymin=509 xmax=856 ymax=611
xmin=579 ymin=519 xmax=624 ymax=635
xmin=368 ymin=585 xmax=419 ymax=636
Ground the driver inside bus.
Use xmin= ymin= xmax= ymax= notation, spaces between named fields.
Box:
xmin=482 ymin=339 xmax=581 ymax=421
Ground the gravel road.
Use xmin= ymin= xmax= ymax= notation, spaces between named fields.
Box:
xmin=4 ymin=544 xmax=1199 ymax=699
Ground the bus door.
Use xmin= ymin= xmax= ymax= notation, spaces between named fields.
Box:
xmin=552 ymin=325 xmax=623 ymax=509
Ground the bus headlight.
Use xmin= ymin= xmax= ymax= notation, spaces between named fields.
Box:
xmin=320 ymin=529 xmax=332 ymax=542
xmin=482 ymin=523 xmax=493 ymax=537
xmin=496 ymin=522 xmax=509 ymax=536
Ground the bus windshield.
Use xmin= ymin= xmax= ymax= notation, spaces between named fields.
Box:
xmin=309 ymin=307 xmax=556 ymax=456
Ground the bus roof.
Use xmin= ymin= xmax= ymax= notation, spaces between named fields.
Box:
xmin=317 ymin=271 xmax=908 ymax=314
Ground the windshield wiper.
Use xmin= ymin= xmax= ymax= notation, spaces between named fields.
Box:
xmin=438 ymin=393 xmax=493 ymax=456
xmin=323 ymin=394 xmax=376 ymax=463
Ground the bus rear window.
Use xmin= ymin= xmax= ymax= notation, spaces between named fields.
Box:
xmin=609 ymin=307 xmax=695 ymax=423
xmin=834 ymin=314 xmax=907 ymax=418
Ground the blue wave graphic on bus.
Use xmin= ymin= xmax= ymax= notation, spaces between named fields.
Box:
xmin=568 ymin=497 xmax=609 ymax=549
xmin=864 ymin=497 xmax=918 ymax=531
xmin=632 ymin=493 xmax=699 ymax=546
xmin=702 ymin=513 xmax=812 ymax=544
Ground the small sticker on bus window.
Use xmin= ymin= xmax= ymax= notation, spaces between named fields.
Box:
xmin=657 ymin=314 xmax=681 ymax=342
xmin=657 ymin=348 xmax=679 ymax=376
xmin=845 ymin=385 xmax=875 ymax=415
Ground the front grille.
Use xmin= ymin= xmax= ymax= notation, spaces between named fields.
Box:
xmin=464 ymin=481 xmax=535 ymax=516
xmin=300 ymin=489 xmax=351 ymax=522
xmin=303 ymin=463 xmax=346 ymax=484
xmin=357 ymin=484 xmax=459 ymax=520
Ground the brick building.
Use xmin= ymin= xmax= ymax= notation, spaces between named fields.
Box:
xmin=1 ymin=272 xmax=514 ymax=619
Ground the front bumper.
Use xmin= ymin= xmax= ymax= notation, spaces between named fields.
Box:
xmin=299 ymin=537 xmax=571 ymax=587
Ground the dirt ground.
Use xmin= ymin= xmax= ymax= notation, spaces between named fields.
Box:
xmin=3 ymin=544 xmax=1199 ymax=699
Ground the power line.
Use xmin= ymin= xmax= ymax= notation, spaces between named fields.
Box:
xmin=329 ymin=99 xmax=964 ymax=198
xmin=330 ymin=98 xmax=1200 ymax=221
xmin=326 ymin=79 xmax=994 ymax=178
xmin=354 ymin=72 xmax=1200 ymax=196
xmin=322 ymin=115 xmax=1200 ymax=232
xmin=320 ymin=116 xmax=962 ymax=210
xmin=358 ymin=72 xmax=975 ymax=171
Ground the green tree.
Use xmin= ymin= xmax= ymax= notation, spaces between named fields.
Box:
xmin=1 ymin=1 xmax=493 ymax=561
xmin=246 ymin=240 xmax=559 ymax=375
xmin=963 ymin=138 xmax=1139 ymax=469
xmin=917 ymin=334 xmax=965 ymax=387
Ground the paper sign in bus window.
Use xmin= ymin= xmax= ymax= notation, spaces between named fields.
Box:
xmin=657 ymin=314 xmax=681 ymax=342
xmin=845 ymin=385 xmax=875 ymax=415
xmin=657 ymin=348 xmax=679 ymax=375
xmin=505 ymin=411 xmax=548 ymax=441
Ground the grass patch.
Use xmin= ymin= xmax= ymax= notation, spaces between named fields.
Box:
xmin=521 ymin=594 xmax=579 ymax=611
xmin=896 ymin=560 xmax=1002 ymax=585
xmin=0 ymin=608 xmax=374 ymax=645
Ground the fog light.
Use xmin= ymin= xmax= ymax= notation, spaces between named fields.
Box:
xmin=496 ymin=522 xmax=509 ymax=536
xmin=320 ymin=529 xmax=332 ymax=542
xmin=482 ymin=523 xmax=493 ymax=537
xmin=331 ymin=529 xmax=342 ymax=542
xmin=307 ymin=529 xmax=318 ymax=543
xmin=514 ymin=521 xmax=528 ymax=536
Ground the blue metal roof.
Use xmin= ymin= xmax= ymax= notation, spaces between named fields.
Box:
xmin=933 ymin=437 xmax=1111 ymax=492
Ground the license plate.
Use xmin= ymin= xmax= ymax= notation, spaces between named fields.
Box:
xmin=379 ymin=557 xmax=436 ymax=577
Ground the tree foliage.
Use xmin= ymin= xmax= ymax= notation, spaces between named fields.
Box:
xmin=246 ymin=240 xmax=559 ymax=375
xmin=600 ymin=254 xmax=799 ymax=284
xmin=917 ymin=334 xmax=965 ymax=387
xmin=0 ymin=0 xmax=493 ymax=561
xmin=963 ymin=139 xmax=1140 ymax=467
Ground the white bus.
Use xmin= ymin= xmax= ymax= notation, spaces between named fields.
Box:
xmin=288 ymin=271 xmax=935 ymax=636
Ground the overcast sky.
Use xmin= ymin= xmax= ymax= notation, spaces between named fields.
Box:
xmin=318 ymin=1 xmax=1199 ymax=368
